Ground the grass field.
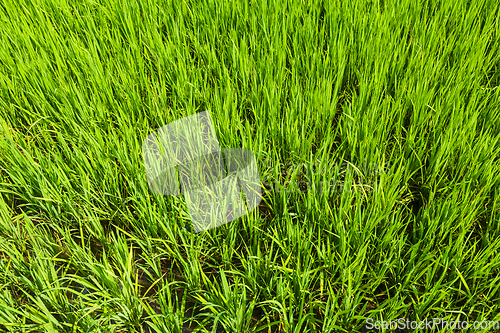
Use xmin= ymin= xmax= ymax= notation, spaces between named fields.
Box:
xmin=1 ymin=0 xmax=500 ymax=331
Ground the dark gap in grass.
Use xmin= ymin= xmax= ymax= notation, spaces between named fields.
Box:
xmin=326 ymin=79 xmax=358 ymax=153
xmin=2 ymin=189 xmax=28 ymax=217
xmin=406 ymin=186 xmax=424 ymax=216
xmin=257 ymin=191 xmax=274 ymax=221
xmin=239 ymin=99 xmax=257 ymax=131
xmin=398 ymin=183 xmax=426 ymax=243
xmin=400 ymin=102 xmax=414 ymax=144
xmin=484 ymin=65 xmax=500 ymax=90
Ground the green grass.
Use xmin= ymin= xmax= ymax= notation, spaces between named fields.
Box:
xmin=0 ymin=0 xmax=500 ymax=331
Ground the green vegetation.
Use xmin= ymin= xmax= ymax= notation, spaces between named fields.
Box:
xmin=0 ymin=0 xmax=499 ymax=331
